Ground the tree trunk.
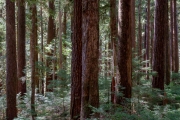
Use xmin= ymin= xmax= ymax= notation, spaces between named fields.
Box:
xmin=6 ymin=0 xmax=17 ymax=119
xmin=110 ymin=0 xmax=117 ymax=104
xmin=173 ymin=0 xmax=179 ymax=73
xmin=40 ymin=5 xmax=44 ymax=95
xmin=17 ymin=0 xmax=26 ymax=96
xmin=58 ymin=3 xmax=63 ymax=70
xmin=131 ymin=0 xmax=135 ymax=49
xmin=46 ymin=0 xmax=56 ymax=92
xmin=117 ymin=0 xmax=132 ymax=104
xmin=170 ymin=0 xmax=174 ymax=71
xmin=165 ymin=1 xmax=170 ymax=85
xmin=30 ymin=4 xmax=37 ymax=119
xmin=81 ymin=0 xmax=99 ymax=119
xmin=152 ymin=0 xmax=168 ymax=90
xmin=138 ymin=0 xmax=142 ymax=58
xmin=70 ymin=1 xmax=82 ymax=119
xmin=146 ymin=0 xmax=150 ymax=79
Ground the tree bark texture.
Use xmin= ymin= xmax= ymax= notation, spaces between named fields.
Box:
xmin=138 ymin=0 xmax=142 ymax=58
xmin=81 ymin=0 xmax=99 ymax=119
xmin=170 ymin=0 xmax=175 ymax=71
xmin=131 ymin=0 xmax=135 ymax=49
xmin=173 ymin=0 xmax=179 ymax=73
xmin=30 ymin=4 xmax=37 ymax=119
xmin=6 ymin=0 xmax=17 ymax=119
xmin=165 ymin=1 xmax=170 ymax=85
xmin=117 ymin=0 xmax=132 ymax=104
xmin=152 ymin=0 xmax=168 ymax=90
xmin=46 ymin=0 xmax=56 ymax=92
xmin=17 ymin=0 xmax=26 ymax=96
xmin=70 ymin=1 xmax=82 ymax=119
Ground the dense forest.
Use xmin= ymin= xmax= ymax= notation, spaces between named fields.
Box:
xmin=1 ymin=0 xmax=180 ymax=119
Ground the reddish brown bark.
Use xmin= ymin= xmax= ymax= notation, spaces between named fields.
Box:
xmin=70 ymin=1 xmax=82 ymax=119
xmin=131 ymin=0 xmax=135 ymax=49
xmin=111 ymin=77 xmax=116 ymax=103
xmin=165 ymin=1 xmax=170 ymax=85
xmin=170 ymin=0 xmax=175 ymax=71
xmin=117 ymin=0 xmax=132 ymax=104
xmin=46 ymin=0 xmax=56 ymax=92
xmin=173 ymin=0 xmax=179 ymax=73
xmin=30 ymin=4 xmax=37 ymax=119
xmin=81 ymin=0 xmax=99 ymax=119
xmin=6 ymin=0 xmax=17 ymax=119
xmin=17 ymin=0 xmax=26 ymax=96
xmin=138 ymin=0 xmax=142 ymax=58
xmin=110 ymin=0 xmax=118 ymax=74
xmin=152 ymin=0 xmax=168 ymax=90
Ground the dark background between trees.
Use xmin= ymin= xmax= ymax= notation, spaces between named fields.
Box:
xmin=1 ymin=0 xmax=180 ymax=119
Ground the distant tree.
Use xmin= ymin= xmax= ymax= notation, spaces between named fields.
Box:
xmin=6 ymin=0 xmax=17 ymax=119
xmin=81 ymin=0 xmax=100 ymax=119
xmin=117 ymin=0 xmax=132 ymax=104
xmin=70 ymin=1 xmax=82 ymax=119
xmin=138 ymin=0 xmax=142 ymax=57
xmin=17 ymin=0 xmax=26 ymax=96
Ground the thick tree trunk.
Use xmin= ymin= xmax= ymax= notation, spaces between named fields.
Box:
xmin=46 ymin=0 xmax=56 ymax=92
xmin=6 ymin=0 xmax=17 ymax=119
xmin=110 ymin=0 xmax=117 ymax=104
xmin=81 ymin=0 xmax=99 ymax=119
xmin=70 ymin=1 xmax=82 ymax=119
xmin=30 ymin=4 xmax=37 ymax=119
xmin=17 ymin=0 xmax=26 ymax=96
xmin=152 ymin=0 xmax=168 ymax=90
xmin=117 ymin=0 xmax=132 ymax=104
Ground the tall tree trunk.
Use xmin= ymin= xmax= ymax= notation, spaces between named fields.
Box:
xmin=30 ymin=4 xmax=37 ymax=119
xmin=70 ymin=1 xmax=82 ymax=119
xmin=152 ymin=0 xmax=168 ymax=90
xmin=110 ymin=0 xmax=117 ymax=103
xmin=173 ymin=0 xmax=179 ymax=73
xmin=117 ymin=0 xmax=132 ymax=104
xmin=0 ymin=7 xmax=2 ymax=90
xmin=62 ymin=7 xmax=67 ymax=69
xmin=40 ymin=5 xmax=44 ymax=95
xmin=138 ymin=0 xmax=142 ymax=58
xmin=146 ymin=0 xmax=150 ymax=79
xmin=58 ymin=3 xmax=63 ymax=70
xmin=81 ymin=0 xmax=99 ymax=119
xmin=170 ymin=0 xmax=175 ymax=71
xmin=151 ymin=21 xmax=154 ymax=69
xmin=17 ymin=0 xmax=26 ymax=96
xmin=165 ymin=0 xmax=170 ymax=85
xmin=46 ymin=0 xmax=55 ymax=92
xmin=131 ymin=0 xmax=135 ymax=49
xmin=6 ymin=0 xmax=17 ymax=119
